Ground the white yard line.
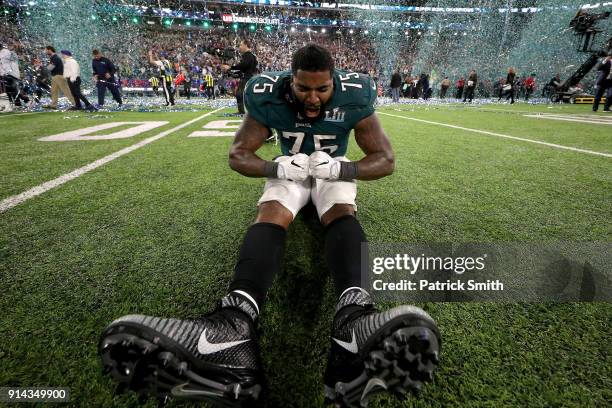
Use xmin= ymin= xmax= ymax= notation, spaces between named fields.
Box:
xmin=523 ymin=114 xmax=612 ymax=125
xmin=378 ymin=112 xmax=612 ymax=159
xmin=0 ymin=107 xmax=225 ymax=213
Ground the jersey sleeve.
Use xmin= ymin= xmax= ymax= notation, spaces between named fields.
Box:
xmin=244 ymin=75 xmax=273 ymax=128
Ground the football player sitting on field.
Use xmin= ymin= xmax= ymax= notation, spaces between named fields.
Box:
xmin=99 ymin=44 xmax=441 ymax=408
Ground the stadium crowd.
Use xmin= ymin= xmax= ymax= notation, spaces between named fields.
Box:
xmin=0 ymin=22 xmax=598 ymax=108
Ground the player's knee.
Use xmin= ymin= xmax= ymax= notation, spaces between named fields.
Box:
xmin=321 ymin=204 xmax=355 ymax=227
xmin=255 ymin=201 xmax=293 ymax=229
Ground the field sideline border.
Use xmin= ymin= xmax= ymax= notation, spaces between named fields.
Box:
xmin=0 ymin=107 xmax=226 ymax=214
xmin=378 ymin=112 xmax=612 ymax=158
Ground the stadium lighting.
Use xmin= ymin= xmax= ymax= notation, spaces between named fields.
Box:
xmin=203 ymin=21 xmax=210 ymax=28
xmin=265 ymin=25 xmax=272 ymax=32
xmin=185 ymin=20 xmax=192 ymax=26
xmin=132 ymin=17 xmax=138 ymax=24
xmin=249 ymin=24 xmax=256 ymax=31
xmin=164 ymin=19 xmax=172 ymax=26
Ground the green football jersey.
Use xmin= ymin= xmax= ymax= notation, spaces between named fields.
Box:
xmin=244 ymin=70 xmax=377 ymax=157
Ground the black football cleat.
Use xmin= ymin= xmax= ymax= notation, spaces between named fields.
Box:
xmin=99 ymin=292 xmax=263 ymax=407
xmin=324 ymin=289 xmax=441 ymax=408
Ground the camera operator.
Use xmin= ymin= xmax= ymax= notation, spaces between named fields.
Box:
xmin=32 ymin=57 xmax=50 ymax=103
xmin=593 ymin=52 xmax=612 ymax=112
xmin=221 ymin=39 xmax=258 ymax=115
xmin=543 ymin=74 xmax=561 ymax=98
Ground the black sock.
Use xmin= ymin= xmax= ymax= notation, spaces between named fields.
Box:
xmin=228 ymin=222 xmax=286 ymax=309
xmin=324 ymin=215 xmax=366 ymax=297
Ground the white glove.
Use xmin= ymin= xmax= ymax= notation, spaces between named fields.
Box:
xmin=276 ymin=153 xmax=310 ymax=181
xmin=309 ymin=151 xmax=341 ymax=180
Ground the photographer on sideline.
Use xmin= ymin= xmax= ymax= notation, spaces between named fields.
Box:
xmin=593 ymin=52 xmax=612 ymax=112
xmin=221 ymin=39 xmax=258 ymax=116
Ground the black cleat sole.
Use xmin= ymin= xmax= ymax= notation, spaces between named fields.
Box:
xmin=99 ymin=323 xmax=261 ymax=408
xmin=325 ymin=319 xmax=440 ymax=408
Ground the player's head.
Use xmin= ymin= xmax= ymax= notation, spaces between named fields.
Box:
xmin=239 ymin=39 xmax=251 ymax=53
xmin=290 ymin=44 xmax=335 ymax=120
xmin=45 ymin=45 xmax=55 ymax=56
xmin=92 ymin=49 xmax=102 ymax=60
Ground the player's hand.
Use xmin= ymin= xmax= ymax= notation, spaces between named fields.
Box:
xmin=309 ymin=151 xmax=341 ymax=180
xmin=277 ymin=154 xmax=310 ymax=181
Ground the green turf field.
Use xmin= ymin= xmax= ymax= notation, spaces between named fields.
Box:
xmin=0 ymin=101 xmax=610 ymax=407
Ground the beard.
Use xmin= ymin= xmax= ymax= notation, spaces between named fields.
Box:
xmin=282 ymin=78 xmax=327 ymax=123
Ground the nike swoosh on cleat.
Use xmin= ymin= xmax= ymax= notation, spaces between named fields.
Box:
xmin=290 ymin=160 xmax=304 ymax=168
xmin=197 ymin=329 xmax=250 ymax=355
xmin=315 ymin=161 xmax=330 ymax=167
xmin=172 ymin=383 xmax=224 ymax=398
xmin=332 ymin=329 xmax=358 ymax=354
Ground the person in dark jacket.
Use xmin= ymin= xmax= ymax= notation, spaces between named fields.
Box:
xmin=499 ymin=67 xmax=516 ymax=104
xmin=390 ymin=71 xmax=402 ymax=102
xmin=463 ymin=70 xmax=477 ymax=102
xmin=593 ymin=52 xmax=612 ymax=112
xmin=92 ymin=49 xmax=122 ymax=107
xmin=419 ymin=73 xmax=431 ymax=100
xmin=32 ymin=57 xmax=50 ymax=103
xmin=222 ymin=39 xmax=258 ymax=115
xmin=43 ymin=45 xmax=75 ymax=109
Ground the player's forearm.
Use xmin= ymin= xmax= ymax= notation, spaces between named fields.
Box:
xmin=354 ymin=151 xmax=395 ymax=181
xmin=228 ymin=149 xmax=273 ymax=178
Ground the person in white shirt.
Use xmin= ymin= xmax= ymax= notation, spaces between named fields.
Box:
xmin=0 ymin=43 xmax=30 ymax=106
xmin=61 ymin=50 xmax=94 ymax=111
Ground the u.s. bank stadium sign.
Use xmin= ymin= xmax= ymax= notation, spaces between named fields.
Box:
xmin=222 ymin=14 xmax=280 ymax=25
